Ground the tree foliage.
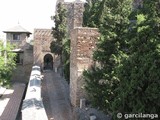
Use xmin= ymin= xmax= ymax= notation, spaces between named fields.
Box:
xmin=0 ymin=41 xmax=16 ymax=87
xmin=50 ymin=2 xmax=67 ymax=55
xmin=63 ymin=38 xmax=70 ymax=82
xmin=83 ymin=0 xmax=132 ymax=113
xmin=112 ymin=0 xmax=160 ymax=117
xmin=83 ymin=0 xmax=160 ymax=118
xmin=50 ymin=2 xmax=70 ymax=82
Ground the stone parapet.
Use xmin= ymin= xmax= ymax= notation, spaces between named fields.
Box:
xmin=21 ymin=66 xmax=48 ymax=120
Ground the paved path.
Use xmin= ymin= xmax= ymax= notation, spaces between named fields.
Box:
xmin=0 ymin=83 xmax=26 ymax=120
xmin=42 ymin=71 xmax=72 ymax=120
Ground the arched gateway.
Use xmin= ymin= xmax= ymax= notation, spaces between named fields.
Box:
xmin=43 ymin=54 xmax=53 ymax=70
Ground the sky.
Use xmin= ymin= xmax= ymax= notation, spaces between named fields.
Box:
xmin=0 ymin=0 xmax=85 ymax=40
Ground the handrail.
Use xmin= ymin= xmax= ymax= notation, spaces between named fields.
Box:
xmin=21 ymin=65 xmax=48 ymax=120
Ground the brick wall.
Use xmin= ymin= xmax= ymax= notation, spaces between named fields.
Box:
xmin=70 ymin=27 xmax=99 ymax=106
xmin=55 ymin=0 xmax=100 ymax=107
xmin=56 ymin=0 xmax=101 ymax=107
xmin=63 ymin=1 xmax=84 ymax=37
xmin=33 ymin=29 xmax=54 ymax=68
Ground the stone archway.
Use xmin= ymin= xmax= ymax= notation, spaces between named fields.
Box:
xmin=43 ymin=54 xmax=53 ymax=70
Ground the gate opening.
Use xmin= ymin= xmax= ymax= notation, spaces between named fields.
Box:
xmin=43 ymin=54 xmax=53 ymax=70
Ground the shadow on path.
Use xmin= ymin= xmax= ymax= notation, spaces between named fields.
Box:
xmin=42 ymin=71 xmax=72 ymax=120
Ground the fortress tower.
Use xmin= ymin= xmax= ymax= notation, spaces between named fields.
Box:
xmin=3 ymin=25 xmax=33 ymax=83
xmin=58 ymin=0 xmax=100 ymax=107
xmin=33 ymin=29 xmax=55 ymax=70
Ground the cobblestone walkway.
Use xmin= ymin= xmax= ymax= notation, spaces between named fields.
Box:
xmin=42 ymin=71 xmax=72 ymax=120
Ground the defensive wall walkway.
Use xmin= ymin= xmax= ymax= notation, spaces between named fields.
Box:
xmin=0 ymin=83 xmax=26 ymax=120
xmin=42 ymin=70 xmax=72 ymax=120
xmin=22 ymin=66 xmax=72 ymax=120
xmin=21 ymin=66 xmax=48 ymax=120
xmin=0 ymin=66 xmax=72 ymax=120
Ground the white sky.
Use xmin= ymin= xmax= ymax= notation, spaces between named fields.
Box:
xmin=0 ymin=0 xmax=85 ymax=40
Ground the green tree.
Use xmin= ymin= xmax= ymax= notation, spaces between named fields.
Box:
xmin=112 ymin=0 xmax=160 ymax=117
xmin=83 ymin=0 xmax=102 ymax=27
xmin=0 ymin=41 xmax=16 ymax=87
xmin=63 ymin=38 xmax=70 ymax=82
xmin=83 ymin=0 xmax=132 ymax=114
xmin=50 ymin=2 xmax=70 ymax=82
xmin=50 ymin=2 xmax=67 ymax=56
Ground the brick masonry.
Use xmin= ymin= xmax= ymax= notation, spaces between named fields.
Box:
xmin=63 ymin=1 xmax=84 ymax=37
xmin=58 ymin=0 xmax=100 ymax=107
xmin=67 ymin=0 xmax=141 ymax=107
xmin=33 ymin=29 xmax=55 ymax=69
xmin=70 ymin=27 xmax=100 ymax=107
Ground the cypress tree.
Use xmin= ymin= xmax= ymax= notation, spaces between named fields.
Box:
xmin=83 ymin=0 xmax=133 ymax=114
xmin=112 ymin=0 xmax=160 ymax=116
xmin=50 ymin=2 xmax=67 ymax=56
xmin=50 ymin=2 xmax=70 ymax=81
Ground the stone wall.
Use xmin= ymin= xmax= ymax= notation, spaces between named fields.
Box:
xmin=56 ymin=0 xmax=100 ymax=107
xmin=59 ymin=0 xmax=143 ymax=117
xmin=70 ymin=27 xmax=100 ymax=107
xmin=11 ymin=44 xmax=33 ymax=83
xmin=33 ymin=29 xmax=55 ymax=68
xmin=63 ymin=1 xmax=84 ymax=37
xmin=22 ymin=66 xmax=48 ymax=120
xmin=57 ymin=0 xmax=101 ymax=107
xmin=23 ymin=47 xmax=34 ymax=82
xmin=6 ymin=33 xmax=29 ymax=48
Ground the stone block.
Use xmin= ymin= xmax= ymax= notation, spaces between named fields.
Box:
xmin=80 ymin=98 xmax=86 ymax=109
